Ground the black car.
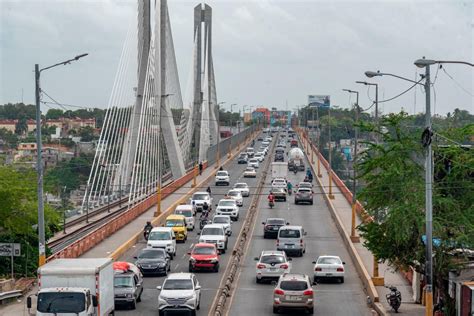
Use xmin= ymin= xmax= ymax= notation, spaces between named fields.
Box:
xmin=274 ymin=153 xmax=285 ymax=162
xmin=271 ymin=187 xmax=287 ymax=201
xmin=262 ymin=218 xmax=289 ymax=238
xmin=134 ymin=248 xmax=171 ymax=276
xmin=237 ymin=154 xmax=248 ymax=164
xmin=257 ymin=136 xmax=264 ymax=141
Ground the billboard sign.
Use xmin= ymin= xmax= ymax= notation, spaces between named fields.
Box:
xmin=0 ymin=243 xmax=21 ymax=257
xmin=308 ymin=95 xmax=330 ymax=107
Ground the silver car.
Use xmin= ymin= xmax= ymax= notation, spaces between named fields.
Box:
xmin=255 ymin=250 xmax=291 ymax=283
xmin=294 ymin=187 xmax=313 ymax=205
xmin=273 ymin=273 xmax=314 ymax=314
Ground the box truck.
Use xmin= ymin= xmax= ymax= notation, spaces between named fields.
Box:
xmin=27 ymin=258 xmax=114 ymax=316
xmin=272 ymin=162 xmax=288 ymax=180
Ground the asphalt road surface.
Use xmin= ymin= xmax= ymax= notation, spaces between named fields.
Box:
xmin=227 ymin=136 xmax=372 ymax=316
xmin=116 ymin=136 xmax=270 ymax=315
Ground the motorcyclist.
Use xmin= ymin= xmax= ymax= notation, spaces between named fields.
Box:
xmin=287 ymin=181 xmax=293 ymax=195
xmin=206 ymin=186 xmax=212 ymax=195
xmin=143 ymin=221 xmax=153 ymax=240
xmin=268 ymin=191 xmax=275 ymax=204
xmin=202 ymin=202 xmax=209 ymax=216
xmin=219 ymin=166 xmax=224 ymax=171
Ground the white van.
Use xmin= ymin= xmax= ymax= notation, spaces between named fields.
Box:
xmin=147 ymin=227 xmax=176 ymax=258
xmin=276 ymin=225 xmax=307 ymax=257
xmin=174 ymin=204 xmax=195 ymax=231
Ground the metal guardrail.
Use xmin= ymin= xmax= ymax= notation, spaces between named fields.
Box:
xmin=0 ymin=290 xmax=22 ymax=304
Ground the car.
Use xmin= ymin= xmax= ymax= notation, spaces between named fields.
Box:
xmin=174 ymin=204 xmax=195 ymax=230
xmin=243 ymin=166 xmax=257 ymax=178
xmin=134 ymin=248 xmax=171 ymax=276
xmin=312 ymin=255 xmax=345 ymax=284
xmin=277 ymin=225 xmax=307 ymax=257
xmin=255 ymin=251 xmax=292 ymax=284
xmin=165 ymin=214 xmax=188 ymax=242
xmin=272 ymin=273 xmax=314 ymax=314
xmin=146 ymin=227 xmax=176 ymax=258
xmin=157 ymin=273 xmax=201 ymax=316
xmin=262 ymin=141 xmax=270 ymax=147
xmin=246 ymin=147 xmax=255 ymax=158
xmin=212 ymin=215 xmax=232 ymax=236
xmin=271 ymin=187 xmax=287 ymax=201
xmin=215 ymin=199 xmax=239 ymax=221
xmin=215 ymin=170 xmax=230 ymax=186
xmin=188 ymin=243 xmax=220 ymax=272
xmin=199 ymin=224 xmax=228 ymax=253
xmin=297 ymin=182 xmax=313 ymax=190
xmin=274 ymin=152 xmax=285 ymax=162
xmin=233 ymin=182 xmax=250 ymax=197
xmin=262 ymin=218 xmax=289 ymax=239
xmin=248 ymin=158 xmax=259 ymax=168
xmin=113 ymin=262 xmax=143 ymax=309
xmin=237 ymin=153 xmax=248 ymax=164
xmin=272 ymin=178 xmax=287 ymax=190
xmin=294 ymin=187 xmax=313 ymax=205
xmin=290 ymin=139 xmax=298 ymax=147
xmin=190 ymin=191 xmax=213 ymax=213
xmin=226 ymin=189 xmax=243 ymax=206
xmin=255 ymin=152 xmax=265 ymax=162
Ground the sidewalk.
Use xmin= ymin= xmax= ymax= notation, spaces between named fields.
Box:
xmin=302 ymin=139 xmax=424 ymax=315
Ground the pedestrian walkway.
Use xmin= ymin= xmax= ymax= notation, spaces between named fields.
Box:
xmin=301 ymin=137 xmax=424 ymax=316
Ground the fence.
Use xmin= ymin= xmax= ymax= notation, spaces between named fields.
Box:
xmin=206 ymin=125 xmax=257 ymax=165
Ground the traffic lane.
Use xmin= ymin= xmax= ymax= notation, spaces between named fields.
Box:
xmin=115 ymin=138 xmax=269 ymax=315
xmin=229 ymin=149 xmax=372 ymax=316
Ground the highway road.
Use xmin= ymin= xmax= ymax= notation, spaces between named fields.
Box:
xmin=116 ymin=136 xmax=270 ymax=315
xmin=227 ymin=137 xmax=372 ymax=315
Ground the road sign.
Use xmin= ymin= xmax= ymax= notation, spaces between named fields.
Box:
xmin=0 ymin=243 xmax=21 ymax=257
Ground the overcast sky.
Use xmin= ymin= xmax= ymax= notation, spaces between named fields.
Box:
xmin=1 ymin=0 xmax=472 ymax=116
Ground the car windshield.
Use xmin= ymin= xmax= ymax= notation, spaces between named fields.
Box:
xmin=279 ymin=229 xmax=301 ymax=238
xmin=273 ymin=180 xmax=285 ymax=184
xmin=234 ymin=184 xmax=247 ymax=188
xmin=175 ymin=210 xmax=193 ymax=217
xmin=138 ymin=249 xmax=165 ymax=259
xmin=280 ymin=280 xmax=308 ymax=291
xmin=193 ymin=247 xmax=215 ymax=255
xmin=298 ymin=189 xmax=311 ymax=193
xmin=148 ymin=231 xmax=171 ymax=240
xmin=213 ymin=217 xmax=229 ymax=224
xmin=267 ymin=219 xmax=285 ymax=225
xmin=228 ymin=191 xmax=239 ymax=196
xmin=245 ymin=167 xmax=255 ymax=171
xmin=193 ymin=194 xmax=208 ymax=200
xmin=318 ymin=257 xmax=342 ymax=265
xmin=217 ymin=171 xmax=228 ymax=176
xmin=219 ymin=200 xmax=235 ymax=206
xmin=261 ymin=255 xmax=285 ymax=264
xmin=166 ymin=219 xmax=184 ymax=227
xmin=114 ymin=276 xmax=133 ymax=288
xmin=250 ymin=159 xmax=257 ymax=162
xmin=163 ymin=279 xmax=193 ymax=290
xmin=272 ymin=188 xmax=285 ymax=193
xmin=37 ymin=292 xmax=85 ymax=314
xmin=202 ymin=227 xmax=224 ymax=236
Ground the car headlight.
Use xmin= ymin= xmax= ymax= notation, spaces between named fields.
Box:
xmin=167 ymin=243 xmax=173 ymax=248
xmin=158 ymin=262 xmax=166 ymax=267
xmin=210 ymin=258 xmax=218 ymax=263
xmin=126 ymin=293 xmax=133 ymax=298
xmin=190 ymin=257 xmax=196 ymax=262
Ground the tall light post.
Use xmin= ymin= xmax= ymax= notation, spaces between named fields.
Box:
xmin=155 ymin=94 xmax=173 ymax=217
xmin=327 ymin=105 xmax=335 ymax=199
xmin=355 ymin=80 xmax=379 ymax=142
xmin=342 ymin=89 xmax=361 ymax=243
xmin=35 ymin=53 xmax=88 ymax=266
xmin=215 ymin=101 xmax=225 ymax=169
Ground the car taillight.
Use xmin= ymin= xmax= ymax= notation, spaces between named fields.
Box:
xmin=274 ymin=289 xmax=284 ymax=295
xmin=264 ymin=225 xmax=269 ymax=230
xmin=257 ymin=264 xmax=266 ymax=269
xmin=315 ymin=267 xmax=322 ymax=271
xmin=280 ymin=264 xmax=288 ymax=269
xmin=276 ymin=239 xmax=279 ymax=246
xmin=300 ymin=239 xmax=303 ymax=244
xmin=337 ymin=267 xmax=344 ymax=272
xmin=303 ymin=289 xmax=313 ymax=296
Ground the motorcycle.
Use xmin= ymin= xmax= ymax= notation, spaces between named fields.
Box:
xmin=293 ymin=168 xmax=297 ymax=175
xmin=385 ymin=285 xmax=401 ymax=313
xmin=269 ymin=200 xmax=275 ymax=209
xmin=199 ymin=212 xmax=211 ymax=230
xmin=143 ymin=227 xmax=152 ymax=240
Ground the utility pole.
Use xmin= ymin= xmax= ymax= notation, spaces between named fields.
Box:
xmin=316 ymin=105 xmax=322 ymax=177
xmin=328 ymin=106 xmax=334 ymax=199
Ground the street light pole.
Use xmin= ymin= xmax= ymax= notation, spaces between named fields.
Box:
xmin=328 ymin=106 xmax=334 ymax=199
xmin=35 ymin=53 xmax=88 ymax=267
xmin=343 ymin=89 xmax=361 ymax=243
xmin=356 ymin=81 xmax=379 ymax=142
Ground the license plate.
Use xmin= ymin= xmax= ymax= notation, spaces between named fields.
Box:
xmin=269 ymin=268 xmax=278 ymax=271
xmin=285 ymin=244 xmax=294 ymax=248
xmin=272 ymin=227 xmax=278 ymax=230
xmin=285 ymin=296 xmax=301 ymax=301
xmin=326 ymin=273 xmax=333 ymax=276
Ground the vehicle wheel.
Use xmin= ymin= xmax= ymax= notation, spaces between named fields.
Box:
xmin=159 ymin=311 xmax=165 ymax=316
xmin=130 ymin=299 xmax=136 ymax=310
xmin=299 ymin=250 xmax=304 ymax=257
xmin=189 ymin=263 xmax=194 ymax=272
xmin=221 ymin=248 xmax=226 ymax=254
xmin=168 ymin=264 xmax=171 ymax=272
xmin=340 ymin=277 xmax=344 ymax=283
xmin=256 ymin=277 xmax=261 ymax=284
xmin=263 ymin=233 xmax=267 ymax=239
xmin=295 ymin=200 xmax=298 ymax=205
xmin=273 ymin=306 xmax=279 ymax=314
xmin=190 ymin=310 xmax=197 ymax=316
xmin=310 ymin=201 xmax=313 ymax=205
xmin=214 ymin=263 xmax=219 ymax=272
xmin=307 ymin=307 xmax=314 ymax=314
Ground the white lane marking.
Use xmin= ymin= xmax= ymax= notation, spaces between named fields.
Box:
xmin=174 ymin=263 xmax=180 ymax=270
xmin=189 ymin=243 xmax=194 ymax=249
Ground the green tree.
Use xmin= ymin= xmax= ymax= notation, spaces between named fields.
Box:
xmin=45 ymin=154 xmax=93 ymax=194
xmin=78 ymin=126 xmax=96 ymax=142
xmin=15 ymin=117 xmax=28 ymax=135
xmin=45 ymin=108 xmax=64 ymax=120
xmin=0 ymin=128 xmax=19 ymax=148
xmin=357 ymin=113 xmax=474 ymax=313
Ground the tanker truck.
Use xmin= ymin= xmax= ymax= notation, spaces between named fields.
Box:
xmin=288 ymin=147 xmax=305 ymax=171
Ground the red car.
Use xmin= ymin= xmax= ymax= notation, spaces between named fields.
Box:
xmin=188 ymin=243 xmax=220 ymax=272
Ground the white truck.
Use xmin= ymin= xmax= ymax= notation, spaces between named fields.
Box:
xmin=288 ymin=147 xmax=305 ymax=171
xmin=272 ymin=162 xmax=288 ymax=180
xmin=27 ymin=258 xmax=114 ymax=316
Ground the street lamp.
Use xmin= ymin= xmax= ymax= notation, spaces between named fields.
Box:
xmin=35 ymin=53 xmax=88 ymax=266
xmin=355 ymin=81 xmax=379 ymax=141
xmin=342 ymin=89 xmax=361 ymax=244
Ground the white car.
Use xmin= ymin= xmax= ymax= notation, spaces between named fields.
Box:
xmin=199 ymin=224 xmax=228 ymax=253
xmin=212 ymin=215 xmax=232 ymax=236
xmin=255 ymin=152 xmax=265 ymax=162
xmin=174 ymin=204 xmax=195 ymax=231
xmin=272 ymin=178 xmax=287 ymax=190
xmin=243 ymin=167 xmax=257 ymax=178
xmin=254 ymin=250 xmax=291 ymax=283
xmin=215 ymin=199 xmax=239 ymax=221
xmin=233 ymin=182 xmax=250 ymax=197
xmin=157 ymin=273 xmax=201 ymax=316
xmin=226 ymin=189 xmax=243 ymax=206
xmin=147 ymin=227 xmax=176 ymax=258
xmin=215 ymin=170 xmax=230 ymax=186
xmin=248 ymin=158 xmax=259 ymax=168
xmin=190 ymin=191 xmax=212 ymax=213
xmin=312 ymin=255 xmax=346 ymax=284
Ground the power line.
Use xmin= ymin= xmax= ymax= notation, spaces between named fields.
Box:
xmin=441 ymin=66 xmax=473 ymax=97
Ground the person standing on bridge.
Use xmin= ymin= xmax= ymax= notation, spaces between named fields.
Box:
xmin=199 ymin=161 xmax=203 ymax=175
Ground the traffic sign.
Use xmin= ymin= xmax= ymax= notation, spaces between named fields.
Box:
xmin=0 ymin=243 xmax=21 ymax=257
